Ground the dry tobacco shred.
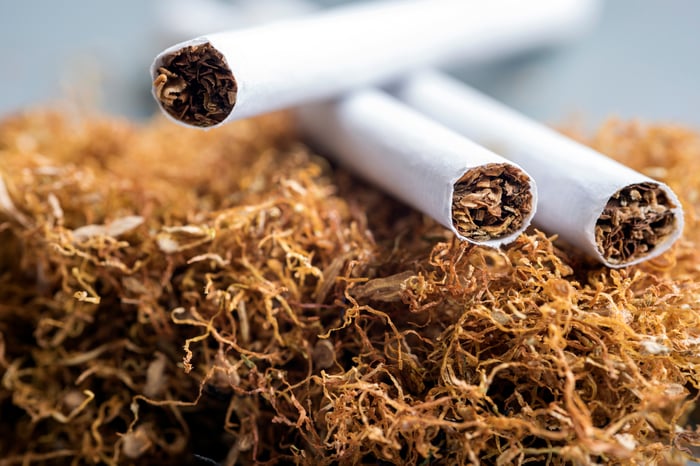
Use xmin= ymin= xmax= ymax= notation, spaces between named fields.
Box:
xmin=595 ymin=182 xmax=677 ymax=265
xmin=154 ymin=43 xmax=237 ymax=127
xmin=451 ymin=163 xmax=533 ymax=241
xmin=0 ymin=112 xmax=700 ymax=465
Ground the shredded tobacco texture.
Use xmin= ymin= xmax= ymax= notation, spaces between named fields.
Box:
xmin=595 ymin=182 xmax=677 ymax=264
xmin=452 ymin=163 xmax=533 ymax=241
xmin=0 ymin=112 xmax=699 ymax=465
xmin=154 ymin=43 xmax=237 ymax=127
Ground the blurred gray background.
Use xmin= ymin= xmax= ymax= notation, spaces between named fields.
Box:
xmin=0 ymin=0 xmax=698 ymax=129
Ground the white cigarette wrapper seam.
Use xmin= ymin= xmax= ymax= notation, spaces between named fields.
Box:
xmin=296 ymin=89 xmax=537 ymax=247
xmin=151 ymin=0 xmax=600 ymax=127
xmin=392 ymin=71 xmax=684 ymax=267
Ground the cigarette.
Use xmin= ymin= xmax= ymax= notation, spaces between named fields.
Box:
xmin=151 ymin=0 xmax=599 ymax=128
xmin=391 ymin=71 xmax=684 ymax=267
xmin=296 ymin=89 xmax=537 ymax=247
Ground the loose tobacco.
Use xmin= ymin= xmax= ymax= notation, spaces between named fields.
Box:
xmin=0 ymin=112 xmax=699 ymax=465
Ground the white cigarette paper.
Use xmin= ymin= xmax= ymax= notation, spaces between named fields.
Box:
xmin=296 ymin=90 xmax=537 ymax=247
xmin=155 ymin=0 xmax=317 ymax=42
xmin=392 ymin=71 xmax=684 ymax=267
xmin=151 ymin=0 xmax=599 ymax=127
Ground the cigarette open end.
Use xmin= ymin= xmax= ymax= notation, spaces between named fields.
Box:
xmin=451 ymin=163 xmax=533 ymax=242
xmin=595 ymin=182 xmax=678 ymax=265
xmin=153 ymin=43 xmax=237 ymax=127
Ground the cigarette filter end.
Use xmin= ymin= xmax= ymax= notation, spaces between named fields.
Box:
xmin=153 ymin=43 xmax=237 ymax=127
xmin=595 ymin=182 xmax=678 ymax=266
xmin=451 ymin=163 xmax=534 ymax=242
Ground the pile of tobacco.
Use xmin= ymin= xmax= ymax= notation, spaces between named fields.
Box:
xmin=1 ymin=110 xmax=700 ymax=465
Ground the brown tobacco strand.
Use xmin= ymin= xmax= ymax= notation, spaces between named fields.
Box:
xmin=154 ymin=43 xmax=237 ymax=127
xmin=451 ymin=163 xmax=533 ymax=241
xmin=595 ymin=182 xmax=677 ymax=264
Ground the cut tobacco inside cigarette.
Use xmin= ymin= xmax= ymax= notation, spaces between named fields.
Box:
xmin=452 ymin=163 xmax=533 ymax=241
xmin=595 ymin=182 xmax=678 ymax=265
xmin=153 ymin=43 xmax=236 ymax=127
